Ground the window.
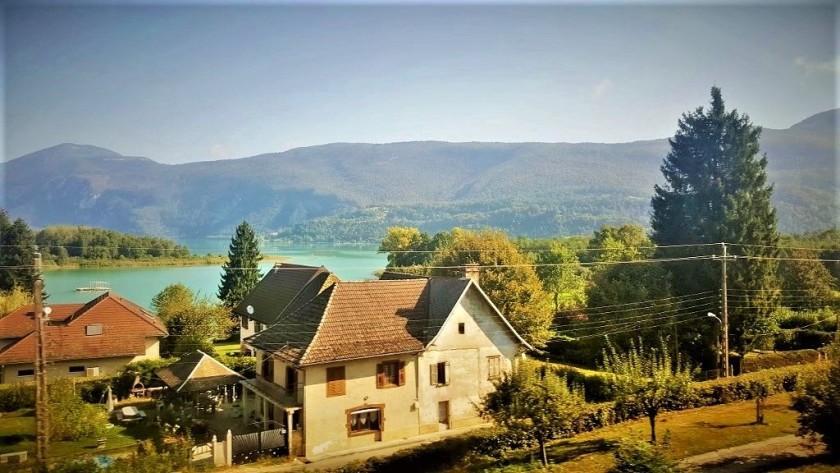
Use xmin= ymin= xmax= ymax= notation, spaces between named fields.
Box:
xmin=458 ymin=322 xmax=465 ymax=334
xmin=68 ymin=366 xmax=85 ymax=373
xmin=85 ymin=324 xmax=103 ymax=336
xmin=376 ymin=361 xmax=405 ymax=388
xmin=241 ymin=316 xmax=249 ymax=329
xmin=261 ymin=353 xmax=274 ymax=382
xmin=17 ymin=369 xmax=34 ymax=377
xmin=255 ymin=322 xmax=264 ymax=332
xmin=430 ymin=361 xmax=450 ymax=386
xmin=326 ymin=366 xmax=345 ymax=397
xmin=346 ymin=405 xmax=384 ymax=436
xmin=487 ymin=356 xmax=501 ymax=380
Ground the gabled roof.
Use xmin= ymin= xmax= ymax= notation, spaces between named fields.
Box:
xmin=233 ymin=263 xmax=338 ymax=325
xmin=155 ymin=350 xmax=244 ymax=392
xmin=247 ymin=276 xmax=529 ymax=367
xmin=0 ymin=292 xmax=168 ymax=365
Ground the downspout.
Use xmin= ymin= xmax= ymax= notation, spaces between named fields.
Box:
xmin=414 ymin=352 xmax=421 ymax=427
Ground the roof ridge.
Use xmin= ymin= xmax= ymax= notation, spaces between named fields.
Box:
xmin=298 ymin=284 xmax=338 ymax=366
xmin=277 ymin=267 xmax=336 ymax=319
xmin=64 ymin=291 xmax=111 ymax=324
xmin=177 ymin=351 xmax=208 ymax=392
xmin=99 ymin=292 xmax=168 ymax=335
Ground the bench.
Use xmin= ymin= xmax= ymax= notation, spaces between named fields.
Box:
xmin=0 ymin=451 xmax=28 ymax=464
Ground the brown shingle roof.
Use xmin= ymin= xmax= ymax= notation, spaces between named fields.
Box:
xmin=247 ymin=277 xmax=485 ymax=366
xmin=233 ymin=263 xmax=338 ymax=325
xmin=155 ymin=350 xmax=244 ymax=392
xmin=0 ymin=292 xmax=168 ymax=365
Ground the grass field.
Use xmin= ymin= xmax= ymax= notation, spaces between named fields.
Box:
xmin=213 ymin=340 xmax=242 ymax=357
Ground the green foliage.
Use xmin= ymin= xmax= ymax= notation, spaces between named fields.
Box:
xmin=741 ymin=349 xmax=822 ymax=373
xmin=153 ymin=284 xmax=235 ymax=357
xmin=552 ymin=365 xmax=612 ymax=403
xmin=610 ymin=435 xmax=682 ymax=473
xmin=533 ymin=240 xmax=588 ymax=312
xmin=35 ymin=225 xmax=190 ymax=263
xmin=219 ymin=353 xmax=257 ymax=378
xmin=218 ymin=221 xmax=263 ymax=310
xmin=791 ymin=337 xmax=840 ymax=457
xmin=0 ymin=209 xmax=38 ymax=294
xmin=0 ymin=383 xmax=35 ymax=412
xmin=0 ymin=286 xmax=31 ymax=317
xmin=49 ymin=459 xmax=102 ymax=473
xmin=651 ymin=87 xmax=781 ymax=358
xmin=48 ymin=378 xmax=108 ymax=441
xmin=601 ymin=338 xmax=694 ymax=443
xmin=379 ymin=226 xmax=434 ymax=269
xmin=113 ymin=358 xmax=175 ymax=399
xmin=778 ymin=248 xmax=838 ymax=309
xmin=480 ymin=359 xmax=585 ymax=465
xmin=429 ymin=228 xmax=553 ymax=346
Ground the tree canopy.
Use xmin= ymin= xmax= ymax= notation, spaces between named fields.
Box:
xmin=154 ymin=284 xmax=235 ymax=356
xmin=218 ymin=221 xmax=263 ymax=310
xmin=0 ymin=209 xmax=38 ymax=294
xmin=651 ymin=87 xmax=780 ymax=356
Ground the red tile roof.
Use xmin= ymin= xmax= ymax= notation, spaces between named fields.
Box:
xmin=0 ymin=292 xmax=168 ymax=365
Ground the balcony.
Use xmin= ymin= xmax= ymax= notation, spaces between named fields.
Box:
xmin=241 ymin=376 xmax=303 ymax=408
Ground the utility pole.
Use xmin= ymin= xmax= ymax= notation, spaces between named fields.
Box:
xmin=720 ymin=242 xmax=730 ymax=378
xmin=33 ymin=253 xmax=49 ymax=464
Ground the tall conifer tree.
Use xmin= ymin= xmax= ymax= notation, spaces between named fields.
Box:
xmin=651 ymin=87 xmax=780 ymax=356
xmin=218 ymin=221 xmax=263 ymax=310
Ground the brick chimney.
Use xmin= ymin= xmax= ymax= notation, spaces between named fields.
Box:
xmin=462 ymin=263 xmax=480 ymax=284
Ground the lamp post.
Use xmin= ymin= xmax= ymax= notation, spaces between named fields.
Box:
xmin=707 ymin=312 xmax=724 ymax=378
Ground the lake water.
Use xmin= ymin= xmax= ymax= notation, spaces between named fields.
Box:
xmin=42 ymin=241 xmax=386 ymax=310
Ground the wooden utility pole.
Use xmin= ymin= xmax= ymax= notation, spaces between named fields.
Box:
xmin=33 ymin=253 xmax=49 ymax=464
xmin=720 ymin=242 xmax=730 ymax=378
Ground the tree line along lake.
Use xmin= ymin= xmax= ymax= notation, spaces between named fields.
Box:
xmin=42 ymin=239 xmax=386 ymax=310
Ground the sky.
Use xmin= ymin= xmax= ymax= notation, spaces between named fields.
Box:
xmin=3 ymin=1 xmax=837 ymax=164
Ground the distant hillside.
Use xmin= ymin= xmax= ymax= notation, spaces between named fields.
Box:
xmin=2 ymin=110 xmax=836 ymax=241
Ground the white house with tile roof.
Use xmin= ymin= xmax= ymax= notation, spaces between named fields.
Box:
xmin=240 ymin=271 xmax=531 ymax=460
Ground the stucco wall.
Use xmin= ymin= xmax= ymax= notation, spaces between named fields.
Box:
xmin=2 ymin=356 xmax=135 ymax=384
xmin=303 ymin=355 xmax=419 ymax=459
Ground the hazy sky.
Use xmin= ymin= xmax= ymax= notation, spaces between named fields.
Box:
xmin=4 ymin=2 xmax=836 ymax=164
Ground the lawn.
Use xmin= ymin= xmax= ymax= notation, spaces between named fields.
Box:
xmin=461 ymin=393 xmax=804 ymax=472
xmin=0 ymin=408 xmax=150 ymax=460
xmin=213 ymin=340 xmax=242 ymax=357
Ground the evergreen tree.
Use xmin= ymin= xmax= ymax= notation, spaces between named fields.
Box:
xmin=0 ymin=209 xmax=38 ymax=293
xmin=651 ymin=87 xmax=780 ymax=357
xmin=218 ymin=221 xmax=263 ymax=310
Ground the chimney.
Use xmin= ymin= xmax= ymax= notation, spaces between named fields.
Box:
xmin=462 ymin=263 xmax=480 ymax=284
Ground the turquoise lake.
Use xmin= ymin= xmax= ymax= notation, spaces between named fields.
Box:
xmin=42 ymin=241 xmax=386 ymax=310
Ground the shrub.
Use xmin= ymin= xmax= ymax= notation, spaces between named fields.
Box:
xmin=791 ymin=337 xmax=840 ymax=458
xmin=610 ymin=435 xmax=682 ymax=473
xmin=219 ymin=354 xmax=256 ymax=378
xmin=741 ymin=349 xmax=822 ymax=373
xmin=553 ymin=365 xmax=612 ymax=402
xmin=49 ymin=378 xmax=108 ymax=441
xmin=0 ymin=382 xmax=35 ymax=412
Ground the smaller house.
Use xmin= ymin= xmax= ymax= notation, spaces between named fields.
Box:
xmin=156 ymin=350 xmax=245 ymax=394
xmin=0 ymin=292 xmax=168 ymax=384
xmin=233 ymin=264 xmax=338 ymax=352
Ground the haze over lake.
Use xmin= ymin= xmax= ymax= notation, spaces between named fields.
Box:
xmin=42 ymin=240 xmax=386 ymax=310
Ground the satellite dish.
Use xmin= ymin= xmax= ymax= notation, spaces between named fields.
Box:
xmin=43 ymin=307 xmax=52 ymax=316
xmin=246 ymin=305 xmax=254 ymax=315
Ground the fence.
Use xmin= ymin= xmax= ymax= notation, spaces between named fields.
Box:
xmin=190 ymin=429 xmax=233 ymax=467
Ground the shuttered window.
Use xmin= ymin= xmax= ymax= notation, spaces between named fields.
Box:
xmin=430 ymin=361 xmax=450 ymax=386
xmin=326 ymin=366 xmax=346 ymax=397
xmin=487 ymin=356 xmax=501 ymax=380
xmin=376 ymin=361 xmax=405 ymax=388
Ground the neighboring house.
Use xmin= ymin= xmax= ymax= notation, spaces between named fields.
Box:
xmin=156 ymin=350 xmax=244 ymax=394
xmin=241 ymin=270 xmax=531 ymax=460
xmin=0 ymin=292 xmax=167 ymax=384
xmin=233 ymin=263 xmax=338 ymax=353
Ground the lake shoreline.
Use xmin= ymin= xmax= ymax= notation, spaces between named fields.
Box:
xmin=42 ymin=255 xmax=287 ymax=271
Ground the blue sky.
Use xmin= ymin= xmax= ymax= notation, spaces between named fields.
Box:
xmin=4 ymin=2 xmax=836 ymax=164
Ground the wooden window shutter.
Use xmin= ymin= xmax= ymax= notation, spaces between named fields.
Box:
xmin=429 ymin=363 xmax=438 ymax=386
xmin=444 ymin=361 xmax=451 ymax=385
xmin=376 ymin=363 xmax=384 ymax=388
xmin=327 ymin=366 xmax=345 ymax=397
xmin=398 ymin=362 xmax=406 ymax=386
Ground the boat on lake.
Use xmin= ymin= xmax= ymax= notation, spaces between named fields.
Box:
xmin=76 ymin=281 xmax=111 ymax=292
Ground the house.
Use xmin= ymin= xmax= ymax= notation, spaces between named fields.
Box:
xmin=233 ymin=263 xmax=338 ymax=353
xmin=156 ymin=349 xmax=245 ymax=394
xmin=240 ymin=269 xmax=531 ymax=460
xmin=0 ymin=292 xmax=167 ymax=384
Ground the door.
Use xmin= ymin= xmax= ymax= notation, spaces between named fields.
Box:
xmin=438 ymin=401 xmax=449 ymax=430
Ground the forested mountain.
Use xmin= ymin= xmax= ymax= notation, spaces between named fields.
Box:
xmin=2 ymin=109 xmax=836 ymax=241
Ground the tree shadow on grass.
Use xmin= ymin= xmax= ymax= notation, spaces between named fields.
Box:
xmin=694 ymin=421 xmax=757 ymax=429
xmin=545 ymin=438 xmax=614 ymax=463
xmin=0 ymin=434 xmax=34 ymax=446
xmin=697 ymin=451 xmax=834 ymax=472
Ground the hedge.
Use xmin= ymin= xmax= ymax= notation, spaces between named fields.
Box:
xmin=0 ymin=382 xmax=35 ymax=412
xmin=741 ymin=349 xmax=822 ymax=373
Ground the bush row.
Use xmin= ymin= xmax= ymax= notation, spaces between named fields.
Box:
xmin=741 ymin=349 xmax=822 ymax=373
xmin=0 ymin=382 xmax=35 ymax=412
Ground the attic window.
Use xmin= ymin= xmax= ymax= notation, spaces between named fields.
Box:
xmin=458 ymin=323 xmax=465 ymax=334
xmin=85 ymin=324 xmax=103 ymax=336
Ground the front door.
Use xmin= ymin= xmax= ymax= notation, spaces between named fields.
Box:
xmin=438 ymin=401 xmax=449 ymax=430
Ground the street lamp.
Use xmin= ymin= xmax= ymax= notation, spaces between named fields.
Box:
xmin=707 ymin=313 xmax=723 ymax=378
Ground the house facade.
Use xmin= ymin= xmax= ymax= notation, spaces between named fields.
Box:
xmin=0 ymin=292 xmax=167 ymax=384
xmin=241 ymin=274 xmax=530 ymax=460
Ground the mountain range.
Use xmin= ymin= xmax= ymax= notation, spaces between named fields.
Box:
xmin=2 ymin=109 xmax=837 ymax=242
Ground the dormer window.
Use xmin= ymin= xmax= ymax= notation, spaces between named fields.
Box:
xmin=85 ymin=324 xmax=103 ymax=336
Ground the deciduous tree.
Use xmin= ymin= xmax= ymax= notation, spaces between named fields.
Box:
xmin=0 ymin=209 xmax=38 ymax=293
xmin=601 ymin=338 xmax=694 ymax=444
xmin=154 ymin=284 xmax=235 ymax=356
xmin=218 ymin=221 xmax=262 ymax=310
xmin=534 ymin=241 xmax=588 ymax=313
xmin=792 ymin=336 xmax=840 ymax=458
xmin=481 ymin=359 xmax=584 ymax=466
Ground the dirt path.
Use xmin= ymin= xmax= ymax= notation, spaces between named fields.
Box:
xmin=680 ymin=435 xmax=826 ymax=472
